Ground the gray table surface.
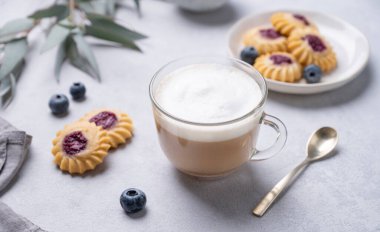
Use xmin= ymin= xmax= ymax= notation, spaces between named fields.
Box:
xmin=1 ymin=0 xmax=380 ymax=231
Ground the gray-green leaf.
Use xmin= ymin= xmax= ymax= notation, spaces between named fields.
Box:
xmin=134 ymin=0 xmax=141 ymax=15
xmin=0 ymin=39 xmax=28 ymax=81
xmin=0 ymin=60 xmax=24 ymax=108
xmin=85 ymin=25 xmax=141 ymax=51
xmin=106 ymin=0 xmax=117 ymax=17
xmin=54 ymin=39 xmax=68 ymax=82
xmin=84 ymin=13 xmax=145 ymax=51
xmin=78 ymin=1 xmax=107 ymax=15
xmin=86 ymin=13 xmax=146 ymax=41
xmin=0 ymin=18 xmax=34 ymax=43
xmin=41 ymin=24 xmax=71 ymax=53
xmin=67 ymin=34 xmax=101 ymax=81
xmin=1 ymin=74 xmax=16 ymax=108
xmin=29 ymin=5 xmax=69 ymax=21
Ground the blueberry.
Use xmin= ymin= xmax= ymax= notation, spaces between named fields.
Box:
xmin=120 ymin=188 xmax=146 ymax=214
xmin=49 ymin=94 xmax=69 ymax=115
xmin=240 ymin=46 xmax=259 ymax=65
xmin=70 ymin=82 xmax=86 ymax=100
xmin=303 ymin=65 xmax=322 ymax=83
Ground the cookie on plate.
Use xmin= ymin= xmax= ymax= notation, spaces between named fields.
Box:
xmin=271 ymin=12 xmax=318 ymax=36
xmin=287 ymin=28 xmax=337 ymax=73
xmin=80 ymin=109 xmax=133 ymax=148
xmin=52 ymin=121 xmax=111 ymax=174
xmin=243 ymin=26 xmax=287 ymax=54
xmin=254 ymin=52 xmax=302 ymax=83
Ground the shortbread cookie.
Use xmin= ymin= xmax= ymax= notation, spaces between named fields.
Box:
xmin=243 ymin=26 xmax=287 ymax=54
xmin=287 ymin=28 xmax=337 ymax=73
xmin=254 ymin=52 xmax=302 ymax=83
xmin=271 ymin=12 xmax=318 ymax=36
xmin=52 ymin=121 xmax=111 ymax=174
xmin=80 ymin=109 xmax=133 ymax=148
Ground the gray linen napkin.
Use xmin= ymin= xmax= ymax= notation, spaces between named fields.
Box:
xmin=0 ymin=117 xmax=47 ymax=232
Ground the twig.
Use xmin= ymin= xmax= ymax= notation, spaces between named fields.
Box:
xmin=69 ymin=0 xmax=75 ymax=22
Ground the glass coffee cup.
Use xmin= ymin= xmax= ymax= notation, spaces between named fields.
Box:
xmin=149 ymin=56 xmax=287 ymax=178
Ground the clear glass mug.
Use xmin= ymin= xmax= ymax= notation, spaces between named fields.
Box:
xmin=149 ymin=56 xmax=287 ymax=178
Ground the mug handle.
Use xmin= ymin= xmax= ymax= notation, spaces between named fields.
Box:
xmin=251 ymin=113 xmax=287 ymax=161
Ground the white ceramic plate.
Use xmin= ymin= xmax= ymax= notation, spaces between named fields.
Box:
xmin=227 ymin=10 xmax=369 ymax=94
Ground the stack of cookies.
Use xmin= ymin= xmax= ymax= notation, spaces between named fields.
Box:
xmin=51 ymin=109 xmax=133 ymax=174
xmin=241 ymin=12 xmax=337 ymax=83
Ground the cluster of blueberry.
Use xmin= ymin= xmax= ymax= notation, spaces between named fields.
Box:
xmin=240 ymin=46 xmax=322 ymax=84
xmin=48 ymin=82 xmax=86 ymax=115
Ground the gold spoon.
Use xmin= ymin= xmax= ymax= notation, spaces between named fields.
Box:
xmin=253 ymin=127 xmax=338 ymax=217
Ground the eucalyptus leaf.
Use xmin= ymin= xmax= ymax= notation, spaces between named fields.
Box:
xmin=0 ymin=60 xmax=24 ymax=108
xmin=41 ymin=24 xmax=71 ymax=53
xmin=79 ymin=0 xmax=117 ymax=16
xmin=134 ymin=0 xmax=141 ymax=15
xmin=0 ymin=76 xmax=10 ymax=107
xmin=78 ymin=1 xmax=108 ymax=15
xmin=106 ymin=0 xmax=117 ymax=17
xmin=87 ymin=13 xmax=146 ymax=40
xmin=0 ymin=75 xmax=10 ymax=96
xmin=0 ymin=60 xmax=24 ymax=95
xmin=11 ymin=59 xmax=25 ymax=81
xmin=54 ymin=39 xmax=68 ymax=82
xmin=85 ymin=25 xmax=141 ymax=51
xmin=0 ymin=39 xmax=28 ymax=81
xmin=1 ymin=74 xmax=16 ymax=108
xmin=58 ymin=19 xmax=76 ymax=30
xmin=67 ymin=34 xmax=101 ymax=81
xmin=29 ymin=5 xmax=69 ymax=21
xmin=0 ymin=18 xmax=34 ymax=43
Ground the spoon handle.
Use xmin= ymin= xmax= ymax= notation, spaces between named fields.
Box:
xmin=252 ymin=159 xmax=309 ymax=217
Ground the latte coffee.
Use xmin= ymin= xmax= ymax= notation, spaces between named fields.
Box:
xmin=150 ymin=57 xmax=286 ymax=177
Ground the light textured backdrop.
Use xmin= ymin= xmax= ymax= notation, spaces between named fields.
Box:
xmin=1 ymin=0 xmax=379 ymax=231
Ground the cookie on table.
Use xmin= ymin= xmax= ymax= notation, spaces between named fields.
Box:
xmin=271 ymin=12 xmax=318 ymax=36
xmin=80 ymin=109 xmax=133 ymax=148
xmin=254 ymin=52 xmax=302 ymax=83
xmin=287 ymin=28 xmax=337 ymax=73
xmin=243 ymin=26 xmax=287 ymax=54
xmin=52 ymin=121 xmax=111 ymax=174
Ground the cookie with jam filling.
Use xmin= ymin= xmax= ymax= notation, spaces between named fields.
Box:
xmin=254 ymin=52 xmax=302 ymax=83
xmin=243 ymin=26 xmax=287 ymax=55
xmin=80 ymin=109 xmax=133 ymax=148
xmin=52 ymin=121 xmax=111 ymax=174
xmin=271 ymin=12 xmax=318 ymax=36
xmin=287 ymin=28 xmax=337 ymax=73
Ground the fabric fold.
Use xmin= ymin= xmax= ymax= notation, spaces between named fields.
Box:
xmin=0 ymin=117 xmax=47 ymax=232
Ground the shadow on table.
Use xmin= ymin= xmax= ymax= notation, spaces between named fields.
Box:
xmin=268 ymin=63 xmax=373 ymax=108
xmin=177 ymin=3 xmax=238 ymax=26
xmin=173 ymin=164 xmax=267 ymax=218
xmin=173 ymin=147 xmax=340 ymax=219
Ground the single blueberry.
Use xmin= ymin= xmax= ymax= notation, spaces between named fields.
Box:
xmin=49 ymin=94 xmax=69 ymax=115
xmin=70 ymin=82 xmax=86 ymax=100
xmin=120 ymin=188 xmax=147 ymax=214
xmin=240 ymin=46 xmax=259 ymax=65
xmin=303 ymin=64 xmax=322 ymax=84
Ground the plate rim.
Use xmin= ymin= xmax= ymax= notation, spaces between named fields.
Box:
xmin=226 ymin=9 xmax=370 ymax=93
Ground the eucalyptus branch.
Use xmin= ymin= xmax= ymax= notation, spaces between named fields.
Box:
xmin=0 ymin=0 xmax=145 ymax=108
xmin=68 ymin=0 xmax=76 ymax=22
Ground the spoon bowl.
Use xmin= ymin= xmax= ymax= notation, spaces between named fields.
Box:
xmin=307 ymin=127 xmax=338 ymax=161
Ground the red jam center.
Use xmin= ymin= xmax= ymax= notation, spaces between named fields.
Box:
xmin=270 ymin=55 xmax=293 ymax=65
xmin=303 ymin=35 xmax=326 ymax=52
xmin=293 ymin=14 xmax=310 ymax=25
xmin=89 ymin=111 xmax=117 ymax=129
xmin=259 ymin=28 xmax=281 ymax=39
xmin=63 ymin=131 xmax=87 ymax=155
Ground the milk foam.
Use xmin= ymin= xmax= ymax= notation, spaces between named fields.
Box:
xmin=155 ymin=64 xmax=262 ymax=123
